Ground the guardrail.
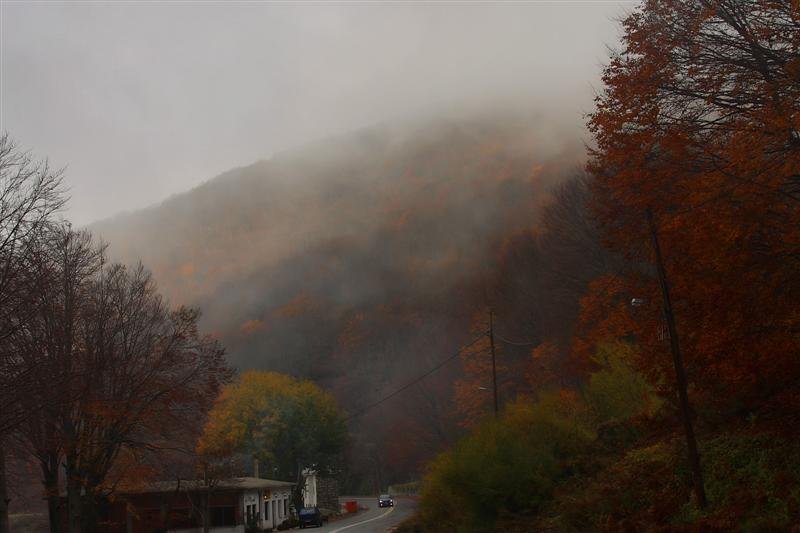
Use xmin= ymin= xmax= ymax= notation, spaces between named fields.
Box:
xmin=388 ymin=481 xmax=420 ymax=496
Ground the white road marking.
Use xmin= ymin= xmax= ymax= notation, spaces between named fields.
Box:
xmin=329 ymin=505 xmax=395 ymax=533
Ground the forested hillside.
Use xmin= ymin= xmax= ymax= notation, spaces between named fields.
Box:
xmin=91 ymin=112 xmax=586 ymax=488
xmin=5 ymin=1 xmax=796 ymax=530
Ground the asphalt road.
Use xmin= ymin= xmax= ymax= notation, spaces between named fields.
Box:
xmin=308 ymin=496 xmax=416 ymax=533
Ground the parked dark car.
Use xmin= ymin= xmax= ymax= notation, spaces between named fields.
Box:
xmin=298 ymin=507 xmax=323 ymax=528
xmin=378 ymin=494 xmax=394 ymax=508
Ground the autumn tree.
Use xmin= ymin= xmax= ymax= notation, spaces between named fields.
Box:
xmin=198 ymin=371 xmax=347 ymax=515
xmin=489 ymin=173 xmax=621 ymax=391
xmin=7 ymin=224 xmax=230 ymax=533
xmin=451 ymin=172 xmax=622 ymax=427
xmin=585 ymin=0 xmax=800 ymax=507
xmin=587 ymin=0 xmax=800 ymax=409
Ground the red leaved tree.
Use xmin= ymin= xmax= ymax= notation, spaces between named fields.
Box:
xmin=586 ymin=0 xmax=800 ymax=411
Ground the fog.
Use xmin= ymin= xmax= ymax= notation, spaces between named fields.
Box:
xmin=2 ymin=1 xmax=627 ymax=225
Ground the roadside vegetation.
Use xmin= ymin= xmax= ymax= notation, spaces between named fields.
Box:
xmin=403 ymin=345 xmax=800 ymax=531
xmin=414 ymin=344 xmax=658 ymax=531
xmin=404 ymin=0 xmax=800 ymax=530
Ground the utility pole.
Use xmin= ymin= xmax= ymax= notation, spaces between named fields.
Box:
xmin=488 ymin=309 xmax=499 ymax=417
xmin=647 ymin=209 xmax=707 ymax=509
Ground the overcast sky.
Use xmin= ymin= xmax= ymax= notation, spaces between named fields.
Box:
xmin=1 ymin=1 xmax=629 ymax=226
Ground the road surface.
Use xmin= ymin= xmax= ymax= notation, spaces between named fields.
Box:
xmin=310 ymin=496 xmax=416 ymax=533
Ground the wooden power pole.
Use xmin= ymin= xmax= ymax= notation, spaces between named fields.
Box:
xmin=647 ymin=209 xmax=707 ymax=509
xmin=488 ymin=309 xmax=499 ymax=417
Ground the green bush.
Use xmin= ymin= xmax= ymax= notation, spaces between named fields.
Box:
xmin=416 ymin=343 xmax=666 ymax=532
xmin=415 ymin=343 xmax=800 ymax=530
xmin=583 ymin=342 xmax=661 ymax=426
xmin=418 ymin=392 xmax=593 ymax=531
xmin=535 ymin=431 xmax=800 ymax=530
xmin=692 ymin=433 xmax=800 ymax=529
xmin=533 ymin=439 xmax=689 ymax=530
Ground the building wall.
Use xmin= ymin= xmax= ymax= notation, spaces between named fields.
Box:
xmin=302 ymin=472 xmax=317 ymax=507
xmin=57 ymin=484 xmax=294 ymax=532
xmin=242 ymin=490 xmax=260 ymax=530
xmin=316 ymin=477 xmax=339 ymax=512
xmin=59 ymin=490 xmax=245 ymax=533
xmin=261 ymin=487 xmax=292 ymax=530
xmin=302 ymin=471 xmax=339 ymax=512
xmin=133 ymin=490 xmax=242 ymax=533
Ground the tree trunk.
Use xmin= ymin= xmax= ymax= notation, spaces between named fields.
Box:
xmin=41 ymin=456 xmax=60 ymax=533
xmin=203 ymin=490 xmax=210 ymax=533
xmin=0 ymin=444 xmax=9 ymax=533
xmin=81 ymin=488 xmax=97 ymax=533
xmin=66 ymin=474 xmax=82 ymax=533
xmin=202 ymin=465 xmax=210 ymax=533
xmin=45 ymin=492 xmax=60 ymax=533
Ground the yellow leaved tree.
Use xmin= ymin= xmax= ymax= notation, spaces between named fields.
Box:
xmin=197 ymin=371 xmax=348 ymax=514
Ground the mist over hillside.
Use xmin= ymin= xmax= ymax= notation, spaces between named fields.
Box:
xmin=7 ymin=2 xmax=798 ymax=527
xmin=91 ymin=110 xmax=583 ymax=484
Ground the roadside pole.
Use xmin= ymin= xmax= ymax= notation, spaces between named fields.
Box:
xmin=489 ymin=309 xmax=499 ymax=417
xmin=646 ymin=208 xmax=707 ymax=509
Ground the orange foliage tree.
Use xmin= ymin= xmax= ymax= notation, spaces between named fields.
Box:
xmin=586 ymin=0 xmax=800 ymax=409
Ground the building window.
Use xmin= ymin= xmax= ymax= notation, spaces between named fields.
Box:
xmin=210 ymin=506 xmax=235 ymax=527
xmin=246 ymin=503 xmax=259 ymax=523
xmin=283 ymin=498 xmax=288 ymax=517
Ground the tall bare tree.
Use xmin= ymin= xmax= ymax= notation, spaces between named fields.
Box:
xmin=8 ymin=224 xmax=231 ymax=533
xmin=68 ymin=261 xmax=229 ymax=533
xmin=8 ymin=226 xmax=103 ymax=532
xmin=0 ymin=134 xmax=66 ymax=533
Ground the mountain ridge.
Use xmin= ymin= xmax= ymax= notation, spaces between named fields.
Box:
xmin=90 ymin=112 xmax=582 ymax=417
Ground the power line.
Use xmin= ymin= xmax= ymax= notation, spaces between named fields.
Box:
xmin=344 ymin=332 xmax=487 ymax=422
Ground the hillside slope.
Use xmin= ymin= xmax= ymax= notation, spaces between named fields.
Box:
xmin=92 ymin=112 xmax=583 ymax=484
